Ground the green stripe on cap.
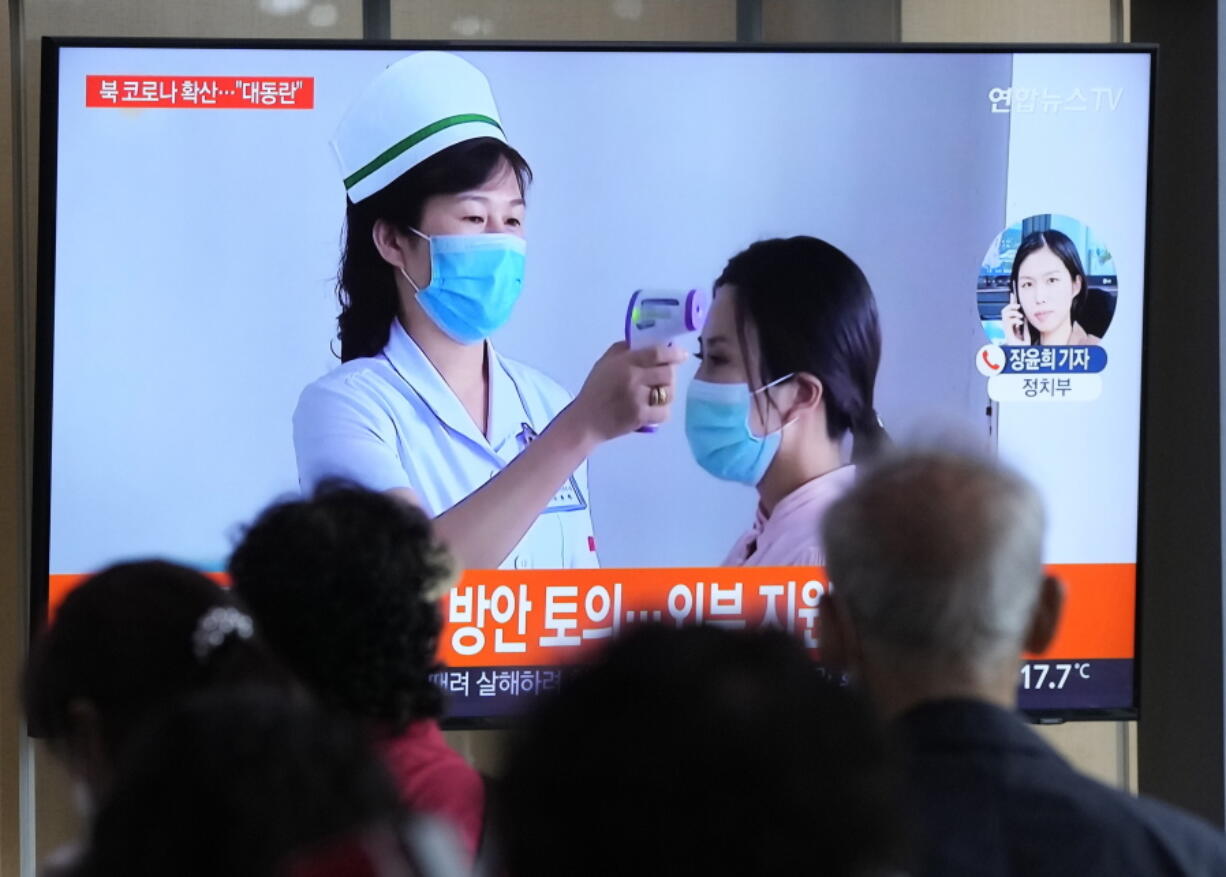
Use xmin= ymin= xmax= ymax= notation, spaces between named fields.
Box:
xmin=344 ymin=113 xmax=504 ymax=191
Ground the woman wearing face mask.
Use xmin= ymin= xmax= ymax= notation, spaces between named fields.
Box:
xmin=1000 ymin=229 xmax=1100 ymax=346
xmin=295 ymin=52 xmax=684 ymax=571
xmin=686 ymin=236 xmax=886 ymax=567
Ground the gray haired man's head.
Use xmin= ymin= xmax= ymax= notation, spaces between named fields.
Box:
xmin=822 ymin=451 xmax=1047 ymax=677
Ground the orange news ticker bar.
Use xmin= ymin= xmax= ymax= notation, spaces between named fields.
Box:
xmin=85 ymin=75 xmax=315 ymax=109
xmin=46 ymin=563 xmax=1134 ymax=666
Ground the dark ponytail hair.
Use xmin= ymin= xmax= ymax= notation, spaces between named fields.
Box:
xmin=1010 ymin=229 xmax=1087 ymax=346
xmin=716 ymin=236 xmax=886 ymax=464
xmin=336 ymin=137 xmax=533 ymax=362
xmin=22 ymin=561 xmax=286 ymax=757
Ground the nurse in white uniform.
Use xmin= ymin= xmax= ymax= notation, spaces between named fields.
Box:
xmin=295 ymin=52 xmax=685 ymax=571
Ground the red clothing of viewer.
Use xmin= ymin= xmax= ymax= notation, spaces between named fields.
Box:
xmin=375 ymin=719 xmax=485 ymax=858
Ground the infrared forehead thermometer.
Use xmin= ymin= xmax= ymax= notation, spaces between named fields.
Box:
xmin=625 ymin=288 xmax=710 ymax=349
xmin=625 ymin=288 xmax=711 ymax=433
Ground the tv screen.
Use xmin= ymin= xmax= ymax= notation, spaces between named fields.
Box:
xmin=35 ymin=39 xmax=1151 ymax=722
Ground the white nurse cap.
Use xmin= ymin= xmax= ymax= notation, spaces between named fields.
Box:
xmin=332 ymin=51 xmax=508 ymax=203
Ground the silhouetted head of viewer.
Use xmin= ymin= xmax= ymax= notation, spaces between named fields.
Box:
xmin=820 ymin=450 xmax=1065 ymax=717
xmin=22 ymin=560 xmax=287 ymax=812
xmin=228 ymin=484 xmax=490 ymax=861
xmin=497 ymin=625 xmax=906 ymax=877
xmin=228 ymin=481 xmax=457 ymax=730
xmin=73 ymin=685 xmax=441 ymax=877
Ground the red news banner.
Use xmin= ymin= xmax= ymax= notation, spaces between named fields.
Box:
xmin=47 ymin=564 xmax=1134 ymax=666
xmin=85 ymin=75 xmax=314 ymax=109
xmin=433 ymin=564 xmax=1136 ymax=666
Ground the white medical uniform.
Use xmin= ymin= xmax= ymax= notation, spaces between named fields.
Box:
xmin=293 ymin=319 xmax=598 ymax=570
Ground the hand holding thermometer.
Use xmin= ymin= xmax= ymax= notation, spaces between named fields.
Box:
xmin=625 ymin=288 xmax=710 ymax=433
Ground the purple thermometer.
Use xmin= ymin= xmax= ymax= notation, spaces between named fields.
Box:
xmin=625 ymin=288 xmax=711 ymax=433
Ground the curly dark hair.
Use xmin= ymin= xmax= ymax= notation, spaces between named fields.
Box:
xmin=228 ymin=483 xmax=455 ymax=728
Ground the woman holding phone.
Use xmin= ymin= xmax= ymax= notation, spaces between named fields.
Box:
xmin=295 ymin=52 xmax=685 ymax=571
xmin=685 ymin=236 xmax=886 ymax=567
xmin=1000 ymin=229 xmax=1100 ymax=346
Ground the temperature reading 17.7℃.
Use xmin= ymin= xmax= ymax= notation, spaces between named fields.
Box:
xmin=1020 ymin=662 xmax=1091 ymax=690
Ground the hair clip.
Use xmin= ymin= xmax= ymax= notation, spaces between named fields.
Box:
xmin=192 ymin=606 xmax=254 ymax=662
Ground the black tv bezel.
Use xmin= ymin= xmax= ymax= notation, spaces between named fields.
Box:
xmin=31 ymin=37 xmax=1157 ymax=729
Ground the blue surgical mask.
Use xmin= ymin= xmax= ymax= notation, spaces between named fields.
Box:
xmin=685 ymin=375 xmax=795 ymax=486
xmin=401 ymin=229 xmax=526 ymax=345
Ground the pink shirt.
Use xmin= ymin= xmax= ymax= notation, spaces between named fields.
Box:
xmin=722 ymin=466 xmax=857 ymax=567
xmin=375 ymin=719 xmax=485 ymax=859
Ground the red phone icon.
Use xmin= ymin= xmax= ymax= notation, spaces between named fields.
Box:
xmin=982 ymin=349 xmax=1002 ymax=371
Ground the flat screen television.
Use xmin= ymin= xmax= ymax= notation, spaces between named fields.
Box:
xmin=34 ymin=38 xmax=1152 ymax=724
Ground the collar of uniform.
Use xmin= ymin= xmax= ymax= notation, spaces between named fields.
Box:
xmin=765 ymin=464 xmax=857 ymax=524
xmin=484 ymin=351 xmax=525 ymax=454
xmin=382 ymin=319 xmax=521 ymax=458
xmin=753 ymin=464 xmax=856 ymax=532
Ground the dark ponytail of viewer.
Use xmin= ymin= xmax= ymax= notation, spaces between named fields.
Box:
xmin=717 ymin=236 xmax=888 ymax=464
xmin=335 ymin=138 xmax=533 ymax=362
xmin=22 ymin=561 xmax=285 ymax=755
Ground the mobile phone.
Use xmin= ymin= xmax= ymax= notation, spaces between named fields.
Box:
xmin=1008 ymin=284 xmax=1024 ymax=341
